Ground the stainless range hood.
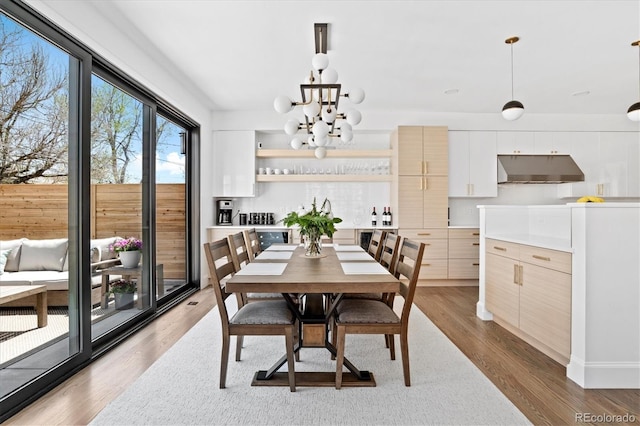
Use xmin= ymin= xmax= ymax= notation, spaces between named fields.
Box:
xmin=497 ymin=154 xmax=584 ymax=184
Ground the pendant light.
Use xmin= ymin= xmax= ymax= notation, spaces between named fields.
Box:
xmin=502 ymin=36 xmax=525 ymax=121
xmin=627 ymin=40 xmax=640 ymax=121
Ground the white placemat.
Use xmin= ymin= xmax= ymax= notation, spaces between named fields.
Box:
xmin=234 ymin=262 xmax=287 ymax=276
xmin=265 ymin=244 xmax=297 ymax=251
xmin=256 ymin=251 xmax=293 ymax=260
xmin=336 ymin=252 xmax=374 ymax=261
xmin=340 ymin=262 xmax=390 ymax=275
xmin=334 ymin=245 xmax=364 ymax=252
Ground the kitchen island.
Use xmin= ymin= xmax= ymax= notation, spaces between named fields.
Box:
xmin=477 ymin=203 xmax=639 ymax=389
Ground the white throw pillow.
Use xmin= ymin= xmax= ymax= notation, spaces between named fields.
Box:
xmin=19 ymin=238 xmax=68 ymax=272
xmin=0 ymin=238 xmax=25 ymax=272
xmin=0 ymin=249 xmax=11 ymax=275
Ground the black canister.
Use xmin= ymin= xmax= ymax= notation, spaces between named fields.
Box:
xmin=239 ymin=213 xmax=247 ymax=226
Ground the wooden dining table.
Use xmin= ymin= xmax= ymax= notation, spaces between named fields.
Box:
xmin=225 ymin=243 xmax=402 ymax=387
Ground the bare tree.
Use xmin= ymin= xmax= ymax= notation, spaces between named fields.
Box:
xmin=0 ymin=20 xmax=68 ymax=184
xmin=90 ymin=81 xmax=142 ymax=183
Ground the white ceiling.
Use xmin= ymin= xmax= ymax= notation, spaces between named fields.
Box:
xmin=53 ymin=1 xmax=640 ymax=118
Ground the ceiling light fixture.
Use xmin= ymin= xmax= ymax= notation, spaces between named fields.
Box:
xmin=627 ymin=40 xmax=640 ymax=121
xmin=273 ymin=23 xmax=365 ymax=159
xmin=502 ymin=36 xmax=524 ymax=121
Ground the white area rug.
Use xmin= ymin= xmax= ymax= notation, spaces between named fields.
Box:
xmin=90 ymin=300 xmax=531 ymax=425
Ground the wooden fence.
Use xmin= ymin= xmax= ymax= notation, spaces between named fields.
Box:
xmin=0 ymin=184 xmax=186 ymax=279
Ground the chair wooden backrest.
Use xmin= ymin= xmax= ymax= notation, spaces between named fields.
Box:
xmin=394 ymin=238 xmax=425 ymax=324
xmin=203 ymin=239 xmax=237 ymax=329
xmin=379 ymin=232 xmax=401 ymax=274
xmin=367 ymin=229 xmax=386 ymax=261
xmin=243 ymin=228 xmax=262 ymax=259
xmin=227 ymin=231 xmax=251 ymax=270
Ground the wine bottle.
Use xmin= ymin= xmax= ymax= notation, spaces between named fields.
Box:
xmin=387 ymin=207 xmax=392 ymax=226
xmin=371 ymin=207 xmax=377 ymax=227
xmin=382 ymin=207 xmax=388 ymax=226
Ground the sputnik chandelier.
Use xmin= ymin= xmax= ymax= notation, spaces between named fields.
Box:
xmin=273 ymin=23 xmax=365 ymax=159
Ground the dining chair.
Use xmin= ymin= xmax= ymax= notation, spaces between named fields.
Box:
xmin=243 ymin=228 xmax=262 ymax=259
xmin=203 ymin=239 xmax=297 ymax=391
xmin=367 ymin=229 xmax=386 ymax=261
xmin=227 ymin=231 xmax=287 ymax=360
xmin=333 ymin=237 xmax=425 ymax=388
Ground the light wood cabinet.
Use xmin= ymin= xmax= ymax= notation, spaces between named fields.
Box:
xmin=395 ymin=126 xmax=448 ymax=229
xmin=485 ymin=238 xmax=571 ymax=364
xmin=401 ymin=228 xmax=448 ymax=280
xmin=448 ymin=228 xmax=480 ymax=279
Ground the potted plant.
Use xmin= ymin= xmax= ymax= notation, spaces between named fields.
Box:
xmin=281 ymin=197 xmax=342 ymax=257
xmin=109 ymin=279 xmax=136 ymax=310
xmin=110 ymin=236 xmax=142 ymax=268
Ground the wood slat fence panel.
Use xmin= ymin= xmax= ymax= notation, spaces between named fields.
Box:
xmin=0 ymin=184 xmax=186 ymax=279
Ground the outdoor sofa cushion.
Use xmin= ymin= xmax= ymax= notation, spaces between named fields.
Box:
xmin=0 ymin=238 xmax=26 ymax=272
xmin=19 ymin=238 xmax=68 ymax=272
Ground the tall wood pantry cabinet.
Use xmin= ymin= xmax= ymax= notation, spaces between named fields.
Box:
xmin=392 ymin=126 xmax=449 ymax=280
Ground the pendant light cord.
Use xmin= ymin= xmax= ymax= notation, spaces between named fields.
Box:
xmin=510 ymin=42 xmax=515 ymax=101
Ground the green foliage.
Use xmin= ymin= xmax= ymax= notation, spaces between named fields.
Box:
xmin=108 ymin=279 xmax=136 ymax=294
xmin=281 ymin=197 xmax=342 ymax=240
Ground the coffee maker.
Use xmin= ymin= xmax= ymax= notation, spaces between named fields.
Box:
xmin=217 ymin=200 xmax=233 ymax=225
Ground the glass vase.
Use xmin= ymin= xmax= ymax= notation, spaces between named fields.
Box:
xmin=304 ymin=235 xmax=322 ymax=257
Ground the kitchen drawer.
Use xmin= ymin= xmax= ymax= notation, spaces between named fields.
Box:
xmin=519 ymin=244 xmax=571 ymax=274
xmin=448 ymin=238 xmax=480 ymax=258
xmin=485 ymin=238 xmax=520 ymax=260
xmin=419 ymin=238 xmax=448 ymax=259
xmin=448 ymin=228 xmax=480 ymax=239
xmin=418 ymin=258 xmax=448 ymax=280
xmin=400 ymin=228 xmax=448 ymax=240
xmin=448 ymin=258 xmax=480 ymax=279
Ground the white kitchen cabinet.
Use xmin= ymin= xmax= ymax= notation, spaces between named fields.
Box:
xmin=533 ymin=132 xmax=572 ymax=154
xmin=212 ymin=131 xmax=255 ymax=197
xmin=496 ymin=131 xmax=535 ymax=154
xmin=448 ymin=131 xmax=497 ymax=197
xmin=558 ymin=132 xmax=639 ymax=198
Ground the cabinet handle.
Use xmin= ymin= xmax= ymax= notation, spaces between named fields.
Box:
xmin=423 ymin=177 xmax=428 ymax=190
xmin=420 ymin=161 xmax=425 ymax=175
xmin=493 ymin=246 xmax=507 ymax=251
xmin=472 ymin=232 xmax=480 ymax=236
xmin=424 ymin=263 xmax=431 ymax=266
xmin=519 ymin=265 xmax=524 ymax=285
xmin=472 ymin=242 xmax=480 ymax=246
xmin=472 ymin=263 xmax=480 ymax=266
xmin=419 ymin=178 xmax=423 ymax=190
xmin=513 ymin=264 xmax=519 ymax=284
xmin=417 ymin=232 xmax=431 ymax=236
xmin=532 ymin=255 xmax=551 ymax=261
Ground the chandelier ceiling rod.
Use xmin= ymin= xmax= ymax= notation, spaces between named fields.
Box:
xmin=315 ymin=23 xmax=327 ymax=54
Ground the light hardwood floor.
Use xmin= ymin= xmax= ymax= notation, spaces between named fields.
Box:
xmin=5 ymin=286 xmax=640 ymax=425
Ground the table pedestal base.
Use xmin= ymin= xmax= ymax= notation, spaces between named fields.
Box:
xmin=252 ymin=371 xmax=376 ymax=387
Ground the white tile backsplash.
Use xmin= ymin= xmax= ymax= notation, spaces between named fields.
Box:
xmin=231 ymin=182 xmax=390 ymax=227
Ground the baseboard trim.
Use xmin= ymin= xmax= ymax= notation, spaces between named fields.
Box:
xmin=567 ymin=357 xmax=640 ymax=389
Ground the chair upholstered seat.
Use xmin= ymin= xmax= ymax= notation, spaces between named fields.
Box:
xmin=230 ymin=300 xmax=295 ymax=325
xmin=246 ymin=292 xmax=284 ymax=300
xmin=336 ymin=299 xmax=400 ymax=324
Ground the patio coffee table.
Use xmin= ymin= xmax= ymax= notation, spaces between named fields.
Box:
xmin=0 ymin=285 xmax=48 ymax=327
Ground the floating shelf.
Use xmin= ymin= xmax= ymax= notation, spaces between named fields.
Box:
xmin=256 ymin=149 xmax=393 ymax=158
xmin=256 ymin=174 xmax=392 ymax=182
